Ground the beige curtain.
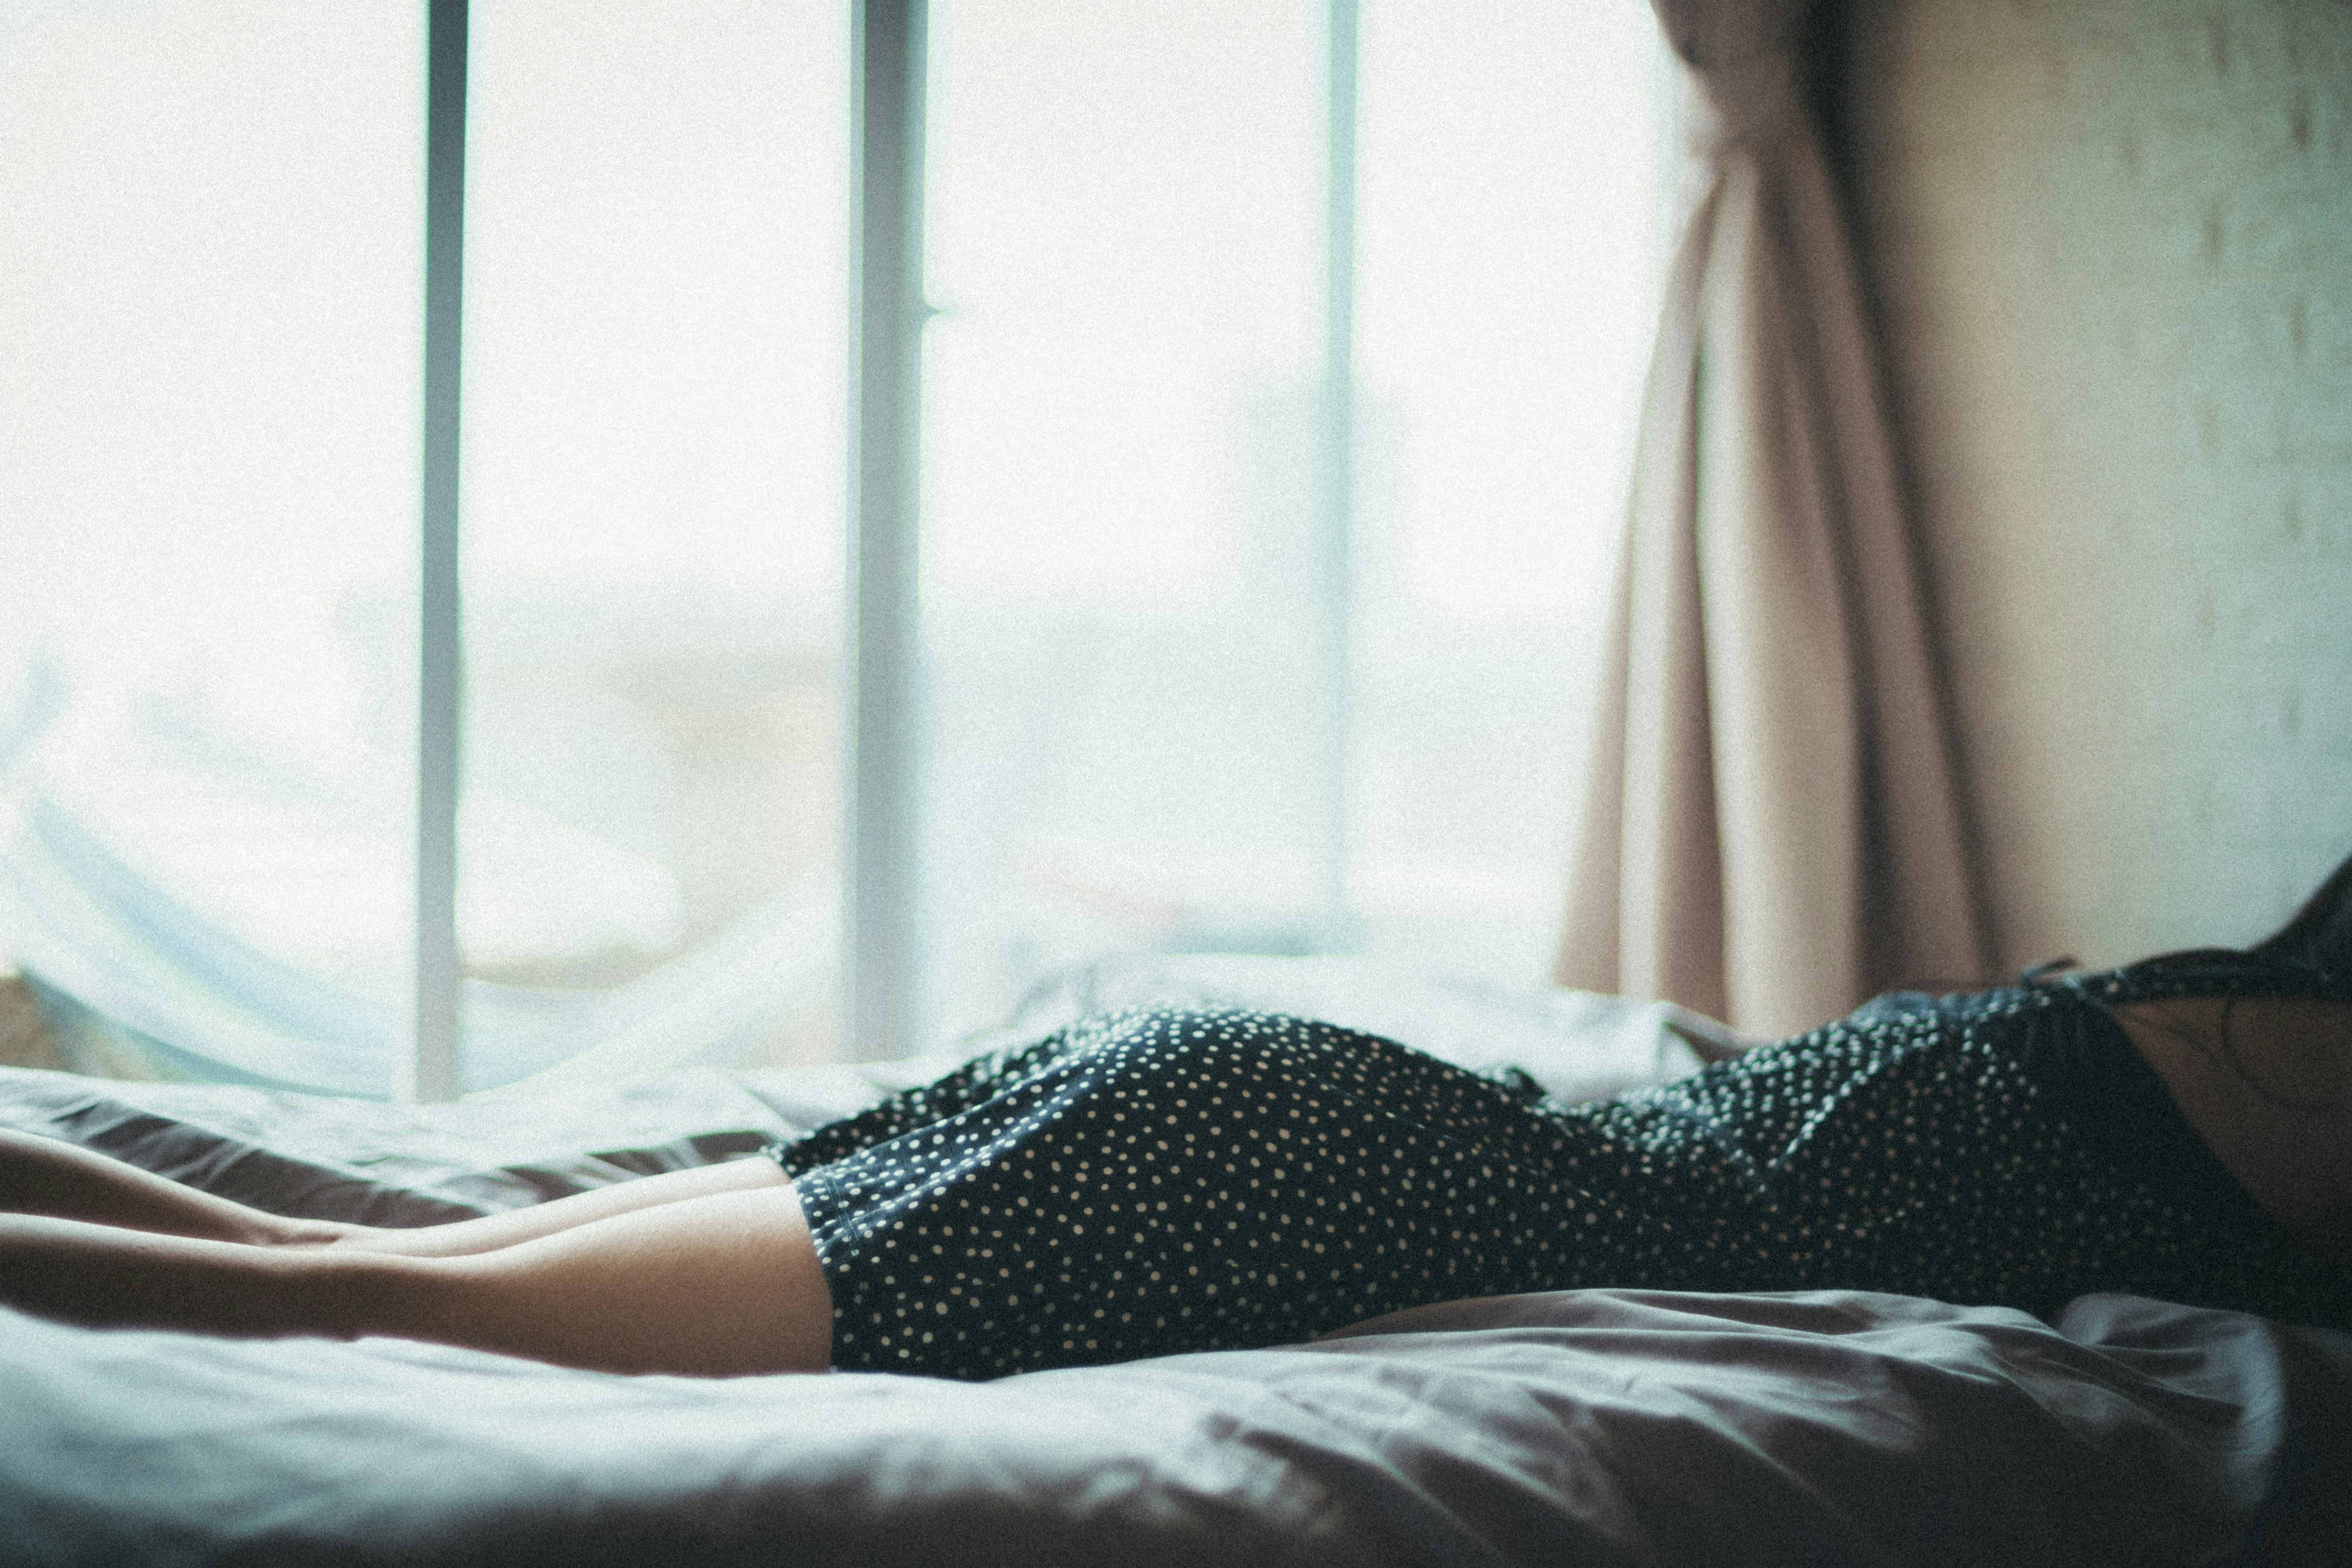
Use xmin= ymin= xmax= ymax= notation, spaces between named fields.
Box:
xmin=1555 ymin=0 xmax=1991 ymax=1037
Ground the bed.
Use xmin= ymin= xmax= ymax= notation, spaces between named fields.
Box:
xmin=4 ymin=957 xmax=2348 ymax=1566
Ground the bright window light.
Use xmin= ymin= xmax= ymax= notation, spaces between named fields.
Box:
xmin=911 ymin=0 xmax=1664 ymax=1040
xmin=0 ymin=0 xmax=1662 ymax=1085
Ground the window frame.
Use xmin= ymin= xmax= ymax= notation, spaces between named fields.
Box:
xmin=396 ymin=0 xmax=1401 ymax=1091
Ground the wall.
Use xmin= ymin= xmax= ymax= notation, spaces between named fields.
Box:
xmin=1840 ymin=0 xmax=2352 ymax=970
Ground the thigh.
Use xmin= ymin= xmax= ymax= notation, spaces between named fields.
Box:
xmin=338 ymin=1156 xmax=791 ymax=1257
xmin=420 ymin=1182 xmax=833 ymax=1375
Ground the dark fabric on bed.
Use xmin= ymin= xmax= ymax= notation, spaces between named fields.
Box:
xmin=3 ymin=1288 xmax=2346 ymax=1567
xmin=777 ymin=1006 xmax=1681 ymax=1378
xmin=1857 ymin=973 xmax=2305 ymax=1246
xmin=769 ymin=987 xmax=2346 ymax=1379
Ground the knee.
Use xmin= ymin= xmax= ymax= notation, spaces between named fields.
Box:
xmin=271 ymin=1247 xmax=457 ymax=1341
xmin=295 ymin=1219 xmax=392 ymax=1251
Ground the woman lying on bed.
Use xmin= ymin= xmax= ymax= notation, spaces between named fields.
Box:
xmin=4 ymin=854 xmax=2348 ymax=1379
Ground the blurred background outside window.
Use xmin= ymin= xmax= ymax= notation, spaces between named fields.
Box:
xmin=0 ymin=0 xmax=1661 ymax=1091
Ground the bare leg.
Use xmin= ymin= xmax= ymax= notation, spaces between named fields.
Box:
xmin=2113 ymin=995 xmax=2352 ymax=1270
xmin=0 ymin=1128 xmax=341 ymax=1245
xmin=0 ymin=1165 xmax=833 ymax=1376
xmin=323 ymin=1158 xmax=802 ymax=1257
xmin=0 ymin=1126 xmax=797 ymax=1257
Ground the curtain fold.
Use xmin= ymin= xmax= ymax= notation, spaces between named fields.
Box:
xmin=1555 ymin=0 xmax=1991 ymax=1036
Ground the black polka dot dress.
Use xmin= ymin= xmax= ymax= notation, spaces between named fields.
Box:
xmin=768 ymin=964 xmax=2349 ymax=1380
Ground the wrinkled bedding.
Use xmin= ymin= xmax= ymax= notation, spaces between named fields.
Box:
xmin=5 ymin=1278 xmax=2346 ymax=1567
xmin=2 ymin=961 xmax=2347 ymax=1566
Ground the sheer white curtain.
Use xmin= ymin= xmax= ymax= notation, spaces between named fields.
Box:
xmin=1556 ymin=0 xmax=1991 ymax=1036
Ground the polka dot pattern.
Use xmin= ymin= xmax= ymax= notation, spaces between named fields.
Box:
xmin=769 ymin=970 xmax=2348 ymax=1381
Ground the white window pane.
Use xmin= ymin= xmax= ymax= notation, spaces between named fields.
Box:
xmin=920 ymin=0 xmax=1326 ymax=1040
xmin=462 ymin=0 xmax=848 ymax=1068
xmin=0 ymin=2 xmax=423 ymax=1047
xmin=1352 ymin=0 xmax=1664 ymax=980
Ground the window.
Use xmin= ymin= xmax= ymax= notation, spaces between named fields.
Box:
xmin=0 ymin=0 xmax=1662 ymax=1095
xmin=911 ymin=0 xmax=1664 ymax=1044
xmin=458 ymin=0 xmax=849 ymax=1077
xmin=0 ymin=1 xmax=428 ymax=1090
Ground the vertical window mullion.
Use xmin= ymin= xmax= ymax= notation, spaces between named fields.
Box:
xmin=407 ymin=0 xmax=467 ymax=1102
xmin=848 ymin=0 xmax=927 ymax=1061
xmin=1317 ymin=0 xmax=1359 ymax=954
